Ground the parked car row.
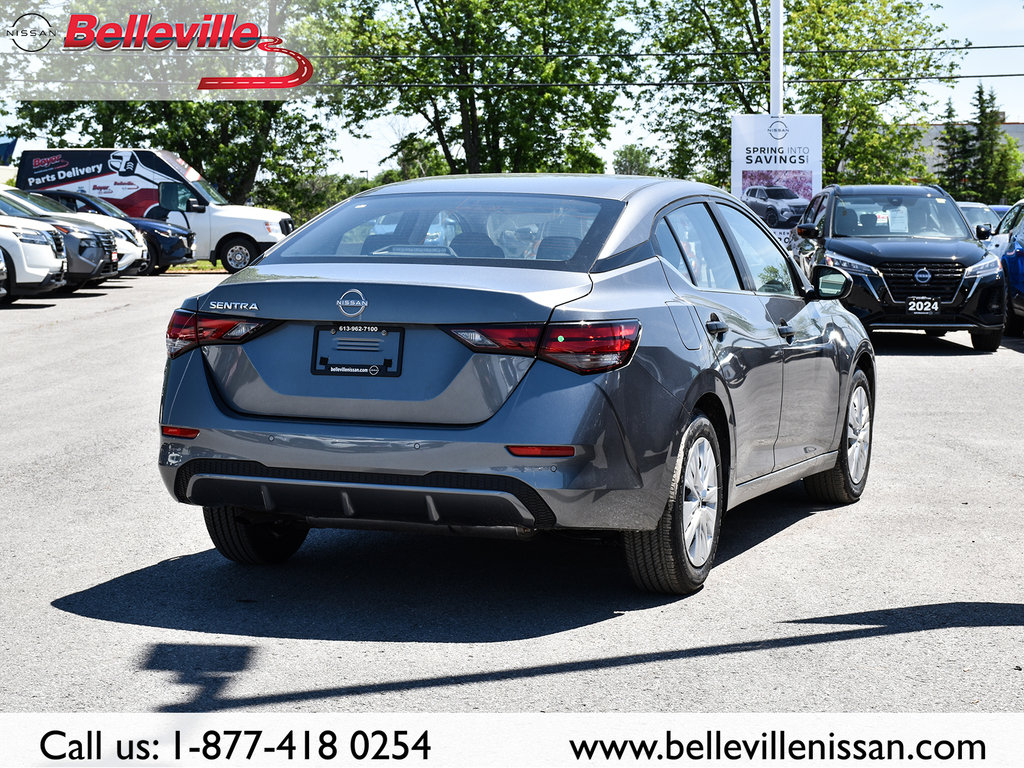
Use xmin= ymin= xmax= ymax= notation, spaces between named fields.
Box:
xmin=0 ymin=187 xmax=195 ymax=304
xmin=786 ymin=184 xmax=1010 ymax=352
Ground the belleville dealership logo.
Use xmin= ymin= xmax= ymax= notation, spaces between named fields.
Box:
xmin=56 ymin=12 xmax=312 ymax=90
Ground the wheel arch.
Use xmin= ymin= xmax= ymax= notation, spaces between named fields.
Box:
xmin=215 ymin=232 xmax=258 ymax=258
xmin=665 ymin=371 xmax=736 ymax=516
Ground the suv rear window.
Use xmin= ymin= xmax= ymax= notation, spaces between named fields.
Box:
xmin=260 ymin=192 xmax=625 ymax=272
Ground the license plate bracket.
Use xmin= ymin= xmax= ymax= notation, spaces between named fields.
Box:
xmin=311 ymin=324 xmax=404 ymax=377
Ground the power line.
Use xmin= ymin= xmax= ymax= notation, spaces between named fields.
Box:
xmin=11 ymin=43 xmax=1024 ymax=60
xmin=10 ymin=72 xmax=1024 ymax=87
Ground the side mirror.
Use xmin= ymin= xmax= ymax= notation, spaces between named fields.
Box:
xmin=796 ymin=224 xmax=821 ymax=239
xmin=186 ymin=198 xmax=207 ymax=214
xmin=976 ymin=224 xmax=991 ymax=241
xmin=810 ymin=264 xmax=853 ymax=301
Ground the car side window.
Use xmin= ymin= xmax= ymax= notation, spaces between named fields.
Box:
xmin=718 ymin=205 xmax=797 ymax=296
xmin=996 ymin=204 xmax=1022 ymax=235
xmin=813 ymin=195 xmax=829 ymax=227
xmin=665 ymin=204 xmax=742 ymax=291
xmin=652 ymin=219 xmax=689 ymax=277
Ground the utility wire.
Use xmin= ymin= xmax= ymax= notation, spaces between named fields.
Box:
xmin=10 ymin=72 xmax=1024 ymax=87
xmin=11 ymin=43 xmax=1024 ymax=60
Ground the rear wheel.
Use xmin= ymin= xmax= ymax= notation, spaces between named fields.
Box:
xmin=220 ymin=236 xmax=258 ymax=273
xmin=625 ymin=413 xmax=723 ymax=595
xmin=805 ymin=368 xmax=872 ymax=504
xmin=203 ymin=505 xmax=309 ymax=564
xmin=970 ymin=328 xmax=1002 ymax=352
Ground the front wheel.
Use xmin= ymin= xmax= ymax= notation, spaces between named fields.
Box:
xmin=765 ymin=208 xmax=779 ymax=227
xmin=625 ymin=413 xmax=724 ymax=595
xmin=203 ymin=505 xmax=309 ymax=564
xmin=970 ymin=328 xmax=1002 ymax=352
xmin=220 ymin=236 xmax=259 ymax=273
xmin=805 ymin=368 xmax=872 ymax=504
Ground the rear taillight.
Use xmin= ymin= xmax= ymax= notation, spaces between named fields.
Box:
xmin=539 ymin=321 xmax=640 ymax=373
xmin=446 ymin=320 xmax=640 ymax=374
xmin=166 ymin=309 xmax=198 ymax=358
xmin=446 ymin=325 xmax=543 ymax=355
xmin=162 ymin=426 xmax=200 ymax=439
xmin=166 ymin=310 xmax=271 ymax=358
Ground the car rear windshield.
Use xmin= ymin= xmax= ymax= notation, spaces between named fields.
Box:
xmin=959 ymin=205 xmax=996 ymax=229
xmin=259 ymin=192 xmax=625 ymax=272
xmin=833 ymin=192 xmax=971 ymax=238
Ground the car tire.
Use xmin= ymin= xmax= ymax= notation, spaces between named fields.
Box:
xmin=624 ymin=412 xmax=724 ymax=595
xmin=220 ymin=236 xmax=258 ymax=273
xmin=203 ymin=505 xmax=309 ymax=564
xmin=765 ymin=208 xmax=779 ymax=227
xmin=1 ymin=251 xmax=16 ymax=305
xmin=1004 ymin=304 xmax=1023 ymax=337
xmin=805 ymin=368 xmax=872 ymax=504
xmin=970 ymin=328 xmax=1002 ymax=352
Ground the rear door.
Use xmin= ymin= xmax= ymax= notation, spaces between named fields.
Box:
xmin=655 ymin=201 xmax=782 ymax=483
xmin=715 ymin=203 xmax=840 ymax=471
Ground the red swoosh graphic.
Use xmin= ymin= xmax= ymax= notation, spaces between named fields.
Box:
xmin=198 ymin=36 xmax=313 ymax=90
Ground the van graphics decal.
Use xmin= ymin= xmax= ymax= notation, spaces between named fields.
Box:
xmin=18 ymin=149 xmax=200 ymax=218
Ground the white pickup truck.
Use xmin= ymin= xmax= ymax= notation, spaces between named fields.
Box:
xmin=18 ymin=148 xmax=293 ymax=273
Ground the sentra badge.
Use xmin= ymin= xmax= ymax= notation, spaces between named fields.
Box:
xmin=337 ymin=289 xmax=368 ymax=318
xmin=209 ymin=300 xmax=259 ymax=310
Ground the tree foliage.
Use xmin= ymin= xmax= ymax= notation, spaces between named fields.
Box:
xmin=11 ymin=100 xmax=334 ymax=204
xmin=300 ymin=0 xmax=637 ymax=173
xmin=613 ymin=143 xmax=661 ymax=175
xmin=642 ymin=0 xmax=958 ymax=185
xmin=936 ymin=86 xmax=1024 ymax=203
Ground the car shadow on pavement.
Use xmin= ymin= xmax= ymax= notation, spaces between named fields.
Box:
xmin=868 ymin=331 xmax=982 ymax=356
xmin=2 ymin=301 xmax=56 ymax=309
xmin=998 ymin=334 xmax=1024 ymax=354
xmin=53 ymin=490 xmax=816 ymax=644
xmin=141 ymin=600 xmax=1024 ymax=712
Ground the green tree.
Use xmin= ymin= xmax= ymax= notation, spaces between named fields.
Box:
xmin=935 ymin=99 xmax=973 ymax=198
xmin=300 ymin=0 xmax=635 ymax=174
xmin=613 ymin=143 xmax=661 ymax=175
xmin=935 ymin=87 xmax=1024 ymax=203
xmin=12 ymin=100 xmax=334 ymax=204
xmin=642 ymin=0 xmax=958 ymax=185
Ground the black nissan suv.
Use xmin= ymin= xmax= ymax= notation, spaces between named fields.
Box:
xmin=790 ymin=184 xmax=1005 ymax=351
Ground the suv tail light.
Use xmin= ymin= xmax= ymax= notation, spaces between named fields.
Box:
xmin=446 ymin=320 xmax=640 ymax=374
xmin=166 ymin=310 xmax=272 ymax=358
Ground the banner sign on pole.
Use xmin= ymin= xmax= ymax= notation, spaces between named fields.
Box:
xmin=731 ymin=114 xmax=822 ymax=248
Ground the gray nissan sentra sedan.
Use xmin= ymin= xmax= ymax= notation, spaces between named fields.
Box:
xmin=159 ymin=175 xmax=874 ymax=594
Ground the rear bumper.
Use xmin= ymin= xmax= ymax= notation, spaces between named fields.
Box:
xmin=159 ymin=351 xmax=678 ymax=532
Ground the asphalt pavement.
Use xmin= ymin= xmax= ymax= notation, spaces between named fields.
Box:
xmin=1 ymin=274 xmax=1021 ymax=713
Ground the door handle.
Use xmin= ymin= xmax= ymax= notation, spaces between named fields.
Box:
xmin=777 ymin=320 xmax=795 ymax=341
xmin=705 ymin=318 xmax=729 ymax=336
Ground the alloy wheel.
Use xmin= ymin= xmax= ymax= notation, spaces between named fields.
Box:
xmin=682 ymin=436 xmax=718 ymax=567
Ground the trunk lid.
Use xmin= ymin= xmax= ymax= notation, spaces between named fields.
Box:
xmin=197 ymin=263 xmax=592 ymax=425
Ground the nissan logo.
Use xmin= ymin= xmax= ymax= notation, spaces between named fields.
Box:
xmin=914 ymin=268 xmax=932 ymax=284
xmin=337 ymin=289 xmax=368 ymax=317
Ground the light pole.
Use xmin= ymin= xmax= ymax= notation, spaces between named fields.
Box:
xmin=770 ymin=0 xmax=784 ymax=116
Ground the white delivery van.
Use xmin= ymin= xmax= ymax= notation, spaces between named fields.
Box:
xmin=18 ymin=149 xmax=293 ymax=272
